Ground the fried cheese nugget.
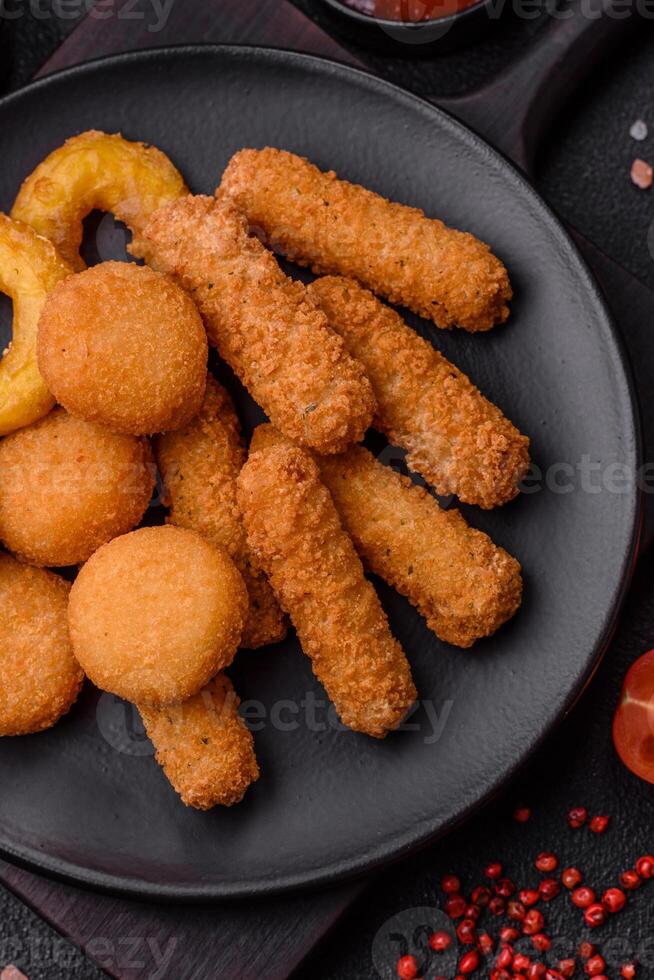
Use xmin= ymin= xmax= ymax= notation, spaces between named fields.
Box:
xmin=0 ymin=408 xmax=155 ymax=567
xmin=138 ymin=674 xmax=259 ymax=809
xmin=307 ymin=277 xmax=530 ymax=509
xmin=218 ymin=148 xmax=512 ymax=332
xmin=154 ymin=376 xmax=286 ymax=649
xmin=252 ymin=425 xmax=522 ymax=648
xmin=0 ymin=553 xmax=83 ymax=736
xmin=237 ymin=445 xmax=416 ymax=738
xmin=133 ymin=195 xmax=376 ymax=454
xmin=68 ymin=526 xmax=248 ymax=707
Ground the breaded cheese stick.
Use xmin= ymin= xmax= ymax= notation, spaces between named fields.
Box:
xmin=252 ymin=425 xmax=522 ymax=648
xmin=154 ymin=375 xmax=286 ymax=649
xmin=307 ymin=277 xmax=530 ymax=509
xmin=138 ymin=673 xmax=259 ymax=809
xmin=237 ymin=445 xmax=417 ymax=738
xmin=133 ymin=195 xmax=376 ymax=455
xmin=218 ymin=148 xmax=512 ymax=332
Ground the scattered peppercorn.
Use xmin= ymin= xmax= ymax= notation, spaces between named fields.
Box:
xmin=620 ymin=962 xmax=637 ymax=978
xmin=445 ymin=895 xmax=467 ymax=919
xmin=583 ymin=904 xmax=607 ymax=929
xmin=514 ymin=806 xmax=532 ymax=823
xmin=602 ymin=887 xmax=627 ymax=913
xmin=477 ymin=931 xmax=494 ymax=955
xmin=578 ymin=943 xmax=595 ymax=960
xmin=528 ymin=965 xmax=547 ymax=979
xmin=620 ymin=870 xmax=641 ymax=890
xmin=508 ymin=900 xmax=526 ymax=921
xmin=459 ymin=950 xmax=480 ymax=974
xmin=442 ymin=874 xmax=462 ymax=893
xmin=457 ymin=918 xmax=477 ymax=945
xmin=472 ymin=885 xmax=492 ymax=907
xmin=571 ymin=887 xmax=595 ymax=909
xmin=539 ymin=878 xmax=561 ymax=902
xmin=500 ymin=927 xmax=520 ymax=943
xmin=485 ymin=862 xmax=503 ymax=880
xmin=535 ymin=853 xmax=558 ymax=873
xmin=514 ymin=952 xmax=532 ymax=972
xmin=568 ymin=807 xmax=588 ymax=829
xmin=520 ymin=889 xmax=541 ymax=907
xmin=489 ymin=896 xmax=506 ymax=917
xmin=562 ymin=868 xmax=583 ymax=890
xmin=559 ymin=960 xmax=576 ymax=978
xmin=429 ymin=930 xmax=452 ymax=952
xmin=495 ymin=878 xmax=517 ymax=898
xmin=397 ymin=955 xmax=418 ymax=980
xmin=496 ymin=946 xmax=514 ymax=970
xmin=531 ymin=934 xmax=551 ymax=953
xmin=585 ymin=955 xmax=606 ymax=976
xmin=523 ymin=909 xmax=545 ymax=935
xmin=589 ymin=816 xmax=610 ymax=834
xmin=635 ymin=855 xmax=654 ymax=879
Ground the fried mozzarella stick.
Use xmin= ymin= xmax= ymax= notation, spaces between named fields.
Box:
xmin=252 ymin=425 xmax=522 ymax=648
xmin=237 ymin=445 xmax=417 ymax=738
xmin=218 ymin=148 xmax=512 ymax=332
xmin=307 ymin=277 xmax=530 ymax=509
xmin=139 ymin=674 xmax=259 ymax=810
xmin=154 ymin=375 xmax=286 ymax=649
xmin=134 ymin=195 xmax=376 ymax=454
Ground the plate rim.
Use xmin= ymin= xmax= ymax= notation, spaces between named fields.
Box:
xmin=0 ymin=42 xmax=643 ymax=902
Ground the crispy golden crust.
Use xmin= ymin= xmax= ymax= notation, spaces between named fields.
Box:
xmin=307 ymin=277 xmax=530 ymax=509
xmin=12 ymin=130 xmax=188 ymax=272
xmin=134 ymin=195 xmax=376 ymax=454
xmin=252 ymin=425 xmax=523 ymax=648
xmin=0 ymin=213 xmax=73 ymax=437
xmin=138 ymin=673 xmax=259 ymax=809
xmin=38 ymin=261 xmax=208 ymax=436
xmin=218 ymin=148 xmax=512 ymax=332
xmin=68 ymin=526 xmax=248 ymax=707
xmin=0 ymin=553 xmax=84 ymax=736
xmin=0 ymin=408 xmax=155 ymax=567
xmin=154 ymin=376 xmax=286 ymax=649
xmin=237 ymin=445 xmax=416 ymax=738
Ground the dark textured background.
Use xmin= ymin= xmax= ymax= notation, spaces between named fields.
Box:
xmin=0 ymin=3 xmax=653 ymax=978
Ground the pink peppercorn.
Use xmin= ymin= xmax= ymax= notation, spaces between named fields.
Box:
xmin=635 ymin=855 xmax=654 ymax=879
xmin=501 ymin=927 xmax=520 ymax=943
xmin=584 ymin=904 xmax=607 ymax=929
xmin=531 ymin=934 xmax=551 ymax=953
xmin=585 ymin=955 xmax=606 ymax=976
xmin=578 ymin=943 xmax=595 ymax=960
xmin=508 ymin=900 xmax=527 ymax=921
xmin=562 ymin=868 xmax=583 ymax=890
xmin=514 ymin=806 xmax=532 ymax=823
xmin=429 ymin=930 xmax=452 ymax=952
xmin=486 ymin=862 xmax=503 ymax=879
xmin=459 ymin=950 xmax=480 ymax=974
xmin=445 ymin=895 xmax=467 ymax=919
xmin=497 ymin=946 xmax=514 ymax=970
xmin=602 ymin=887 xmax=627 ymax=913
xmin=620 ymin=870 xmax=641 ymax=890
xmin=620 ymin=963 xmax=637 ymax=978
xmin=492 ymin=971 xmax=512 ymax=980
xmin=539 ymin=878 xmax=560 ymax=902
xmin=397 ymin=955 xmax=418 ymax=980
xmin=523 ymin=910 xmax=545 ymax=936
xmin=457 ymin=919 xmax=477 ymax=945
xmin=558 ymin=960 xmax=576 ymax=978
xmin=535 ymin=853 xmax=558 ymax=873
xmin=472 ymin=885 xmax=492 ymax=906
xmin=568 ymin=807 xmax=588 ymax=829
xmin=528 ymin=966 xmax=547 ymax=980
xmin=571 ymin=887 xmax=595 ymax=909
xmin=489 ymin=897 xmax=507 ymax=916
xmin=589 ymin=816 xmax=610 ymax=834
xmin=496 ymin=878 xmax=517 ymax=898
xmin=478 ymin=931 xmax=494 ymax=955
xmin=442 ymin=874 xmax=462 ymax=893
xmin=514 ymin=953 xmax=532 ymax=972
xmin=520 ymin=889 xmax=541 ymax=907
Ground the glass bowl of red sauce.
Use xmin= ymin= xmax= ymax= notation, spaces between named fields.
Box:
xmin=315 ymin=0 xmax=499 ymax=53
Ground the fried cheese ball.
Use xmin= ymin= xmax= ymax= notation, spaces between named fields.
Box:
xmin=154 ymin=375 xmax=286 ymax=649
xmin=0 ymin=408 xmax=155 ymax=566
xmin=0 ymin=553 xmax=83 ymax=736
xmin=12 ymin=130 xmax=188 ymax=272
xmin=134 ymin=195 xmax=376 ymax=454
xmin=68 ymin=526 xmax=248 ymax=707
xmin=38 ymin=261 xmax=208 ymax=436
xmin=237 ymin=445 xmax=416 ymax=738
xmin=307 ymin=277 xmax=530 ymax=509
xmin=138 ymin=673 xmax=259 ymax=809
xmin=218 ymin=148 xmax=512 ymax=332
xmin=252 ymin=425 xmax=523 ymax=648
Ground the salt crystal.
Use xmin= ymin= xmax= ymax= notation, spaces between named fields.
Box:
xmin=630 ymin=119 xmax=648 ymax=141
xmin=631 ymin=158 xmax=653 ymax=190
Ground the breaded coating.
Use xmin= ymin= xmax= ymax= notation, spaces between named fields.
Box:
xmin=237 ymin=445 xmax=416 ymax=738
xmin=0 ymin=408 xmax=155 ymax=567
xmin=68 ymin=526 xmax=248 ymax=707
xmin=133 ymin=195 xmax=376 ymax=454
xmin=218 ymin=148 xmax=512 ymax=332
xmin=307 ymin=277 xmax=530 ymax=509
xmin=0 ymin=553 xmax=83 ymax=736
xmin=154 ymin=375 xmax=286 ymax=649
xmin=138 ymin=673 xmax=259 ymax=809
xmin=252 ymin=425 xmax=522 ymax=648
xmin=38 ymin=261 xmax=208 ymax=436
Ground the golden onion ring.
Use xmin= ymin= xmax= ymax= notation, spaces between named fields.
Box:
xmin=0 ymin=214 xmax=72 ymax=436
xmin=11 ymin=130 xmax=188 ymax=271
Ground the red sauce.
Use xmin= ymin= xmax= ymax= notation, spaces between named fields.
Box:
xmin=339 ymin=0 xmax=480 ymax=20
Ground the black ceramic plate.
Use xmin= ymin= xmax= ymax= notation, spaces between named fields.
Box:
xmin=0 ymin=46 xmax=641 ymax=901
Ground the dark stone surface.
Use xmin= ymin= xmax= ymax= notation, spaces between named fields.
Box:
xmin=0 ymin=3 xmax=653 ymax=978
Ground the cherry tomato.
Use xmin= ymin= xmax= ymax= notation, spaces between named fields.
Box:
xmin=613 ymin=649 xmax=654 ymax=784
